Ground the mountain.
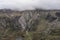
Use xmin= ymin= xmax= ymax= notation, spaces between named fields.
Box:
xmin=0 ymin=9 xmax=60 ymax=40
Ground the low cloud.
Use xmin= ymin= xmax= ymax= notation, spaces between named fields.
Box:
xmin=0 ymin=0 xmax=60 ymax=11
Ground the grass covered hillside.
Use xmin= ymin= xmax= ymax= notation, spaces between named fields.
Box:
xmin=0 ymin=9 xmax=60 ymax=40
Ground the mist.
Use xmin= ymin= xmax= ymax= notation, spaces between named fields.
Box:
xmin=0 ymin=0 xmax=60 ymax=11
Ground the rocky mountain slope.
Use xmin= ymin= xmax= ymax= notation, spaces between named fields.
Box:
xmin=0 ymin=9 xmax=60 ymax=40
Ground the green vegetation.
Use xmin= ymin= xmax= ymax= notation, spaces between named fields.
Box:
xmin=0 ymin=10 xmax=60 ymax=40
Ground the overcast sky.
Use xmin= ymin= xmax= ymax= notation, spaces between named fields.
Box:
xmin=0 ymin=0 xmax=60 ymax=10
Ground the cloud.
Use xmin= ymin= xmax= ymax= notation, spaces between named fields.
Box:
xmin=0 ymin=0 xmax=60 ymax=11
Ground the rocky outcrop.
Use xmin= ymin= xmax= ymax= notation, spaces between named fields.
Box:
xmin=55 ymin=12 xmax=60 ymax=17
xmin=45 ymin=13 xmax=57 ymax=22
xmin=0 ymin=9 xmax=41 ymax=32
xmin=0 ymin=9 xmax=60 ymax=40
xmin=18 ymin=12 xmax=40 ymax=31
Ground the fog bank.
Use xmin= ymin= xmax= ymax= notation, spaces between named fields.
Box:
xmin=0 ymin=0 xmax=60 ymax=11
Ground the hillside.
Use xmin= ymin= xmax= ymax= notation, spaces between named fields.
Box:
xmin=0 ymin=9 xmax=60 ymax=40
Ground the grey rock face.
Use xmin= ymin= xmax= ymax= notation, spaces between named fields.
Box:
xmin=0 ymin=10 xmax=41 ymax=32
xmin=0 ymin=16 xmax=21 ymax=31
xmin=18 ymin=12 xmax=40 ymax=31
xmin=0 ymin=9 xmax=60 ymax=32
xmin=0 ymin=9 xmax=60 ymax=40
xmin=45 ymin=13 xmax=57 ymax=22
xmin=55 ymin=12 xmax=60 ymax=17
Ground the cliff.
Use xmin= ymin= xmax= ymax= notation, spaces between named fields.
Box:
xmin=0 ymin=9 xmax=60 ymax=40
